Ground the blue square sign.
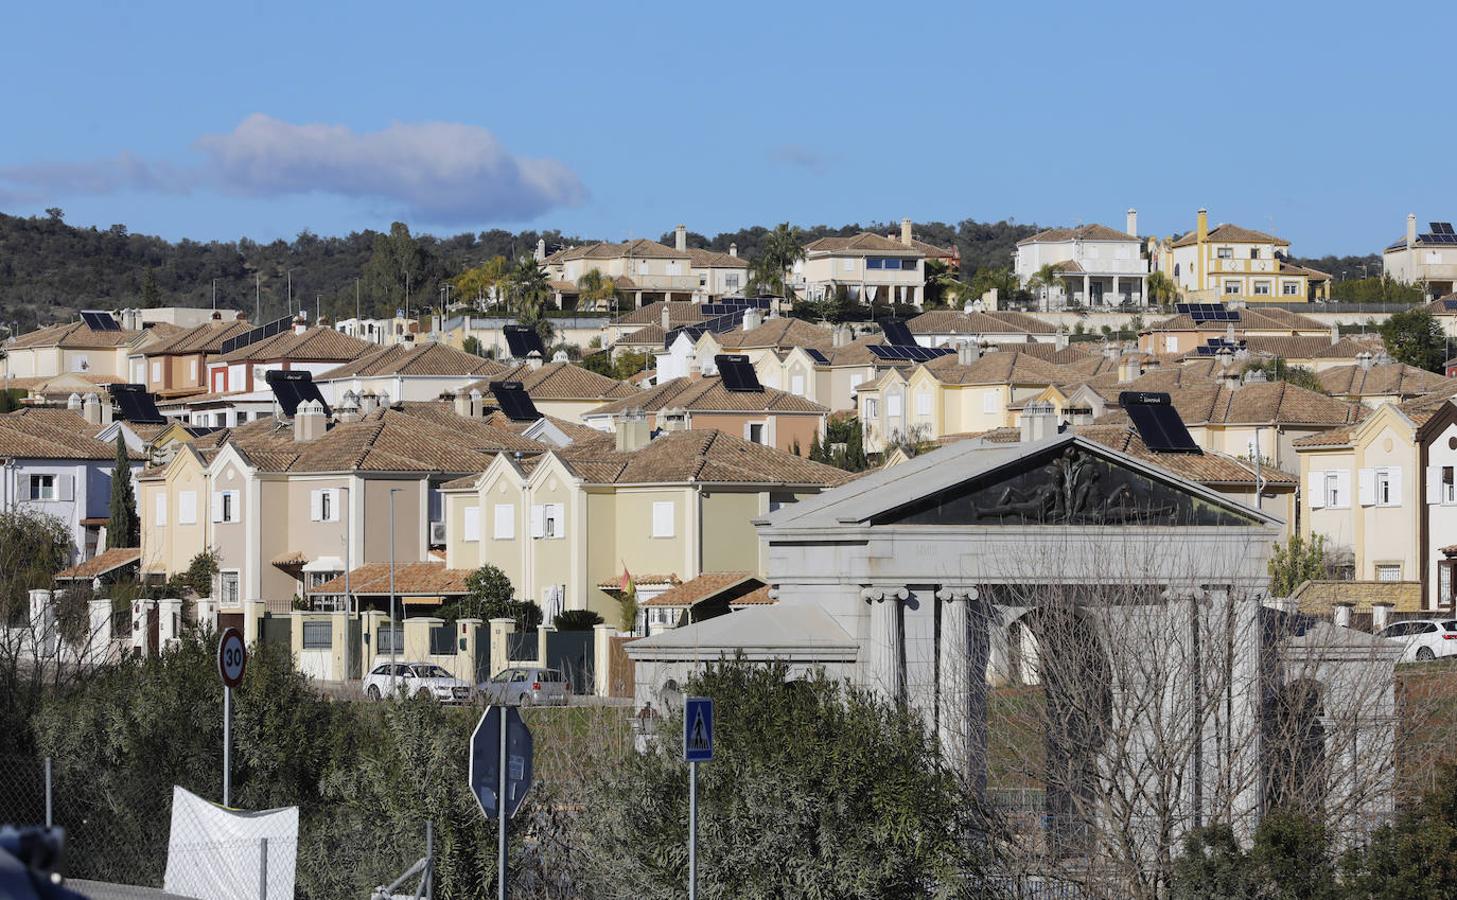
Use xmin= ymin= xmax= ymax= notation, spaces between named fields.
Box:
xmin=683 ymin=696 xmax=714 ymax=762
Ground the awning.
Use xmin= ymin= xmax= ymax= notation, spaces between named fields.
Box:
xmin=302 ymin=556 xmax=344 ymax=573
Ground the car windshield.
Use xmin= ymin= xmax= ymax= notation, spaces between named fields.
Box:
xmin=414 ymin=665 xmax=452 ymax=679
xmin=492 ymin=669 xmax=515 ymax=682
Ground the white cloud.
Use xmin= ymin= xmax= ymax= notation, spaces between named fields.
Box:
xmin=0 ymin=115 xmax=586 ymax=224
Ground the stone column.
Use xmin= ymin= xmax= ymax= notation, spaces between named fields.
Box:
xmin=1112 ymin=275 xmax=1121 ymax=306
xmin=1082 ymin=273 xmax=1090 ymax=306
xmin=861 ymin=586 xmax=906 ymax=702
xmin=936 ymin=587 xmax=988 ymax=795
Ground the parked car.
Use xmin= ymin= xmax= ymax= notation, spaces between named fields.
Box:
xmin=1375 ymin=619 xmax=1457 ymax=662
xmin=477 ymin=667 xmax=570 ymax=707
xmin=363 ymin=662 xmax=473 ymax=703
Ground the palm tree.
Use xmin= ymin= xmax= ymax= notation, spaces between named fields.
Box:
xmin=1146 ymin=270 xmax=1179 ymax=309
xmin=750 ymin=223 xmax=806 ymax=299
xmin=576 ymin=268 xmax=618 ymax=313
xmin=507 ymin=256 xmax=551 ymax=320
xmin=1028 ymin=263 xmax=1065 ymax=311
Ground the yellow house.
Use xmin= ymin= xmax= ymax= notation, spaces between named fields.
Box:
xmin=1294 ymin=401 xmax=1457 ymax=608
xmin=1161 ymin=209 xmax=1330 ymax=303
xmin=442 ymin=426 xmax=850 ymax=625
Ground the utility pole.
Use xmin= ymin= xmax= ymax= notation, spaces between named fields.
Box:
xmin=255 ymin=274 xmax=260 ymax=323
xmin=287 ymin=270 xmax=293 ymax=317
xmin=388 ymin=488 xmax=401 ymax=696
xmin=212 ymin=278 xmax=217 ymax=310
xmin=356 ymin=278 xmax=361 ymax=321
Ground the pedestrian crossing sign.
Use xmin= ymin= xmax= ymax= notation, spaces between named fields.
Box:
xmin=683 ymin=696 xmax=714 ymax=762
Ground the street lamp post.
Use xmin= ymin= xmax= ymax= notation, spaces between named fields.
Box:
xmin=388 ymin=487 xmax=401 ymax=696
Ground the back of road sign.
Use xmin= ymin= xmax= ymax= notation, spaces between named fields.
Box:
xmin=469 ymin=705 xmax=534 ymax=819
xmin=683 ymin=696 xmax=713 ymax=762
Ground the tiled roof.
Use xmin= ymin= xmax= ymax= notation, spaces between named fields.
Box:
xmin=1170 ymin=223 xmax=1289 ymax=248
xmin=1016 ymin=223 xmax=1139 ymax=245
xmin=6 ymin=321 xmax=141 ymax=350
xmin=1401 ymin=379 xmax=1457 ymax=413
xmin=560 ymin=239 xmax=690 ymax=262
xmin=611 ymin=301 xmax=710 ymax=327
xmin=686 ymin=248 xmax=749 ymax=269
xmin=588 ymin=375 xmax=827 ymax=416
xmin=147 ymin=319 xmax=255 ymax=355
xmin=906 ymin=237 xmax=957 ymax=259
xmin=598 ymin=573 xmax=681 ymax=591
xmin=308 ymin=562 xmax=471 ymax=596
xmin=1101 ymin=382 xmax=1365 ymax=427
xmin=1291 ymin=404 xmax=1437 ymax=449
xmin=1278 ymin=260 xmax=1330 ymax=280
xmin=804 ymin=232 xmax=922 ymax=255
xmin=907 ymin=310 xmax=1058 ymax=336
xmin=480 ymin=410 xmax=609 ymax=444
xmin=640 ymin=572 xmax=771 ymax=608
xmin=556 ymin=428 xmax=851 ymax=487
xmin=0 ymin=411 xmax=139 ymax=460
xmin=216 ymin=327 xmax=374 ymax=363
xmin=919 ymin=351 xmax=1069 ymax=386
xmin=317 ymin=342 xmax=508 ymax=379
xmin=1242 ymin=335 xmax=1382 ymax=360
xmin=715 ymin=318 xmax=834 ymax=351
xmin=461 ymin=361 xmax=639 ymax=401
xmin=1317 ymin=363 xmax=1451 ymax=398
xmin=55 ymin=547 xmax=142 ymax=581
xmin=1146 ymin=307 xmax=1327 ymax=334
xmin=1073 ymin=424 xmax=1296 ymax=486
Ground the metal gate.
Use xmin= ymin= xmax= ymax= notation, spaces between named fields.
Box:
xmin=259 ymin=615 xmax=291 ymax=651
xmin=546 ymin=631 xmax=593 ymax=694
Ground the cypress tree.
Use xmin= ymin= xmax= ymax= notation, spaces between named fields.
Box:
xmin=107 ymin=433 xmax=137 ymax=549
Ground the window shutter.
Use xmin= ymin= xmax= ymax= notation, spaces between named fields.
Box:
xmin=1358 ymin=468 xmax=1375 ymax=506
xmin=1428 ymin=466 xmax=1443 ymax=505
xmin=58 ymin=474 xmax=74 ymax=502
xmin=1307 ymin=470 xmax=1325 ymax=509
xmin=1389 ymin=466 xmax=1403 ymax=505
xmin=790 ymin=374 xmax=805 ymax=395
xmin=328 ymin=489 xmax=342 ymax=521
xmin=529 ymin=504 xmax=545 ymax=538
xmin=549 ymin=503 xmax=565 ymax=537
xmin=652 ymin=501 xmax=674 ymax=538
xmin=211 ymin=492 xmax=223 ymax=523
xmin=178 ymin=490 xmax=197 ymax=525
xmin=310 ymin=490 xmax=323 ymax=522
xmin=463 ymin=506 xmax=481 ymax=542
xmin=1334 ymin=470 xmax=1351 ymax=508
xmin=983 ymin=391 xmax=998 ymax=414
xmin=916 ymin=391 xmax=931 ymax=416
xmin=493 ymin=504 xmax=514 ymax=540
xmin=155 ymin=494 xmax=168 ymax=527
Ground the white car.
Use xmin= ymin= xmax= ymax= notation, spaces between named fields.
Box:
xmin=1375 ymin=619 xmax=1457 ymax=662
xmin=363 ymin=662 xmax=473 ymax=703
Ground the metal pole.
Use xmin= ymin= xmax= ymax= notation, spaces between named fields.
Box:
xmin=389 ymin=488 xmax=399 ymax=695
xmin=342 ymin=487 xmax=352 ymax=616
xmin=223 ymin=685 xmax=232 ymax=807
xmin=255 ymin=274 xmax=260 ymax=323
xmin=425 ymin=819 xmax=434 ymax=900
xmin=498 ymin=709 xmax=508 ymax=900
xmin=689 ymin=760 xmax=697 ymax=900
xmin=258 ymin=837 xmax=268 ymax=899
xmin=44 ymin=757 xmax=52 ymax=829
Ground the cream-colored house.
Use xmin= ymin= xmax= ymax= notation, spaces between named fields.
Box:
xmin=452 ymin=360 xmax=641 ymax=424
xmin=542 ymin=226 xmax=750 ymax=309
xmin=441 ymin=425 xmax=849 ymax=625
xmin=1159 ymin=209 xmax=1329 ymax=303
xmin=1294 ymin=401 xmax=1457 ymax=608
xmin=1317 ymin=360 xmax=1452 ymax=408
xmin=3 ymin=317 xmax=153 ymax=384
xmin=794 ymin=222 xmax=928 ymax=307
xmin=1383 ymin=214 xmax=1457 ymax=300
xmin=313 ymin=340 xmax=507 ymax=404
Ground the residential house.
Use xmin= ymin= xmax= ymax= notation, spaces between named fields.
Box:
xmin=452 ymin=360 xmax=641 ymax=423
xmin=794 ymin=220 xmax=929 ymax=307
xmin=1159 ymin=209 xmax=1330 ymax=303
xmin=1294 ymin=400 xmax=1457 ymax=608
xmin=1317 ymin=360 xmax=1452 ymax=408
xmin=333 ymin=315 xmax=418 ymax=347
xmin=137 ymin=402 xmax=544 ymax=625
xmin=907 ymin=309 xmax=1062 ymax=347
xmin=440 ymin=426 xmax=849 ymax=624
xmin=1014 ymin=213 xmax=1149 ymax=308
xmin=639 ymin=572 xmax=771 ymax=636
xmin=1383 ymin=214 xmax=1457 ymax=300
xmin=604 ymin=301 xmax=712 ymax=349
xmin=542 ymin=226 xmax=748 ymax=309
xmin=3 ymin=315 xmax=162 ymax=387
xmin=135 ymin=313 xmax=254 ymax=400
xmin=0 ymin=407 xmax=143 ymax=561
xmin=1138 ymin=305 xmax=1330 ymax=356
xmin=580 ymin=369 xmax=829 ymax=454
xmin=313 ymin=340 xmax=507 ymax=404
xmin=654 ymin=311 xmax=831 ymax=383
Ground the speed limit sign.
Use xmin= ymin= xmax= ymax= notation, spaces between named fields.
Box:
xmin=217 ymin=627 xmax=247 ymax=688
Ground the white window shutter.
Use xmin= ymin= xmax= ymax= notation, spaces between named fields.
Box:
xmin=463 ymin=506 xmax=481 ymax=542
xmin=1307 ymin=470 xmax=1325 ymax=509
xmin=790 ymin=374 xmax=805 ymax=395
xmin=178 ymin=490 xmax=197 ymax=525
xmin=548 ymin=503 xmax=565 ymax=537
xmin=310 ymin=490 xmax=323 ymax=522
xmin=1358 ymin=468 xmax=1375 ymax=506
xmin=1428 ymin=466 xmax=1443 ymax=505
xmin=652 ymin=501 xmax=674 ymax=538
xmin=1334 ymin=470 xmax=1351 ymax=508
xmin=211 ymin=492 xmax=223 ymax=523
xmin=58 ymin=474 xmax=74 ymax=502
xmin=1389 ymin=466 xmax=1403 ymax=505
xmin=983 ymin=391 xmax=997 ymax=414
xmin=529 ymin=504 xmax=545 ymax=538
xmin=493 ymin=504 xmax=514 ymax=540
xmin=155 ymin=494 xmax=168 ymax=527
xmin=329 ymin=489 xmax=342 ymax=521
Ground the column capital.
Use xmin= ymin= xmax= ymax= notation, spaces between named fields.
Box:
xmin=935 ymin=586 xmax=979 ymax=603
xmin=860 ymin=585 xmax=909 ymax=603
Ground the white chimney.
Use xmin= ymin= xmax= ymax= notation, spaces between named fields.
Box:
xmin=378 ymin=390 xmax=391 ymax=409
xmin=832 ymin=324 xmax=852 ymax=348
xmin=82 ymin=393 xmax=102 ymax=425
xmin=1117 ymin=353 xmax=1140 ymax=384
xmin=526 ymin=350 xmax=543 ymax=371
xmin=67 ymin=393 xmax=82 ymax=411
xmin=453 ymin=389 xmax=472 ymax=417
xmin=1408 ymin=213 xmax=1418 ymax=249
xmin=1372 ymin=601 xmax=1393 ymax=632
xmin=615 ymin=409 xmax=651 ymax=452
xmin=534 ymin=238 xmax=547 ymax=261
xmin=1126 ymin=208 xmax=1138 ymax=237
xmin=743 ymin=308 xmax=763 ymax=332
xmin=957 ymin=340 xmax=980 ymax=365
xmin=1019 ymin=401 xmax=1056 ymax=443
xmin=901 ymin=218 xmax=912 ymax=246
xmin=1055 ymin=326 xmax=1068 ymax=351
xmin=293 ymin=399 xmax=326 ymax=442
xmin=1357 ymin=351 xmax=1374 ymax=370
xmin=468 ymin=388 xmax=483 ymax=417
xmin=358 ymin=392 xmax=379 ymax=416
xmin=338 ymin=391 xmax=360 ymax=423
xmin=1330 ymin=323 xmax=1341 ymax=346
xmin=293 ymin=314 xmax=308 ymax=336
xmin=661 ymin=304 xmax=672 ymax=330
xmin=1333 ymin=602 xmax=1352 ymax=629
xmin=729 ymin=243 xmax=738 ymax=258
xmin=675 ymin=224 xmax=687 ymax=253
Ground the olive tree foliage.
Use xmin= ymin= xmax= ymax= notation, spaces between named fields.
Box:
xmin=0 ymin=508 xmax=75 ymax=754
xmin=562 ymin=661 xmax=989 ymax=899
xmin=1268 ymin=533 xmax=1330 ymax=597
xmin=439 ymin=564 xmax=542 ymax=631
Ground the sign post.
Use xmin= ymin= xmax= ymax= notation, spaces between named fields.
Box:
xmin=216 ymin=627 xmax=247 ymax=808
xmin=683 ymin=696 xmax=714 ymax=900
xmin=469 ymin=705 xmax=533 ymax=900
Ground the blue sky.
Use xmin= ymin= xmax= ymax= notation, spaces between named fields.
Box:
xmin=0 ymin=1 xmax=1443 ymax=256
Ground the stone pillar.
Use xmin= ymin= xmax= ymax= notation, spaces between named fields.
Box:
xmin=28 ymin=590 xmax=56 ymax=658
xmin=1112 ymin=275 xmax=1121 ymax=306
xmin=195 ymin=597 xmax=218 ymax=634
xmin=538 ymin=624 xmax=553 ymax=667
xmin=1333 ymin=602 xmax=1353 ymax=629
xmin=593 ymin=623 xmax=615 ymax=697
xmin=131 ymin=598 xmax=157 ymax=656
xmin=158 ymin=598 xmax=183 ymax=650
xmin=454 ymin=618 xmax=483 ymax=684
xmin=1082 ymin=274 xmax=1090 ymax=306
xmin=244 ymin=599 xmax=268 ymax=646
xmin=936 ymin=587 xmax=988 ymax=795
xmin=87 ymin=599 xmax=113 ymax=664
xmin=489 ymin=617 xmax=516 ymax=679
xmin=861 ymin=586 xmax=906 ymax=702
xmin=1371 ymin=602 xmax=1393 ymax=632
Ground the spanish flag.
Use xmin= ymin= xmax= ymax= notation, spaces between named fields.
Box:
xmin=619 ymin=563 xmax=635 ymax=599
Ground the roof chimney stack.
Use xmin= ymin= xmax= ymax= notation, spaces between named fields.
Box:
xmin=1019 ymin=401 xmax=1056 ymax=444
xmin=1358 ymin=350 xmax=1374 ymax=370
xmin=66 ymin=393 xmax=82 ymax=411
xmin=1408 ymin=213 xmax=1418 ymax=249
xmin=832 ymin=324 xmax=852 ymax=348
xmin=534 ymin=238 xmax=546 ymax=261
xmin=901 ymin=217 xmax=912 ymax=246
xmin=1196 ymin=208 xmax=1209 ymax=244
xmin=1117 ymin=353 xmax=1141 ymax=384
xmin=526 ymin=350 xmax=543 ymax=371
xmin=957 ymin=340 xmax=980 ymax=365
xmin=293 ymin=399 xmax=326 ymax=442
xmin=358 ymin=392 xmax=378 ymax=417
xmin=615 ymin=409 xmax=651 ymax=453
xmin=743 ymin=308 xmax=763 ymax=332
xmin=661 ymin=304 xmax=672 ymax=330
xmin=81 ymin=392 xmax=102 ymax=425
xmin=729 ymin=243 xmax=738 ymax=258
xmin=1330 ymin=322 xmax=1340 ymax=346
xmin=675 ymin=224 xmax=687 ymax=253
xmin=1126 ymin=208 xmax=1138 ymax=237
xmin=338 ymin=391 xmax=360 ymax=423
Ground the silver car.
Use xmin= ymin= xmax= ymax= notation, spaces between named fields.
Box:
xmin=477 ymin=667 xmax=570 ymax=706
xmin=364 ymin=662 xmax=473 ymax=703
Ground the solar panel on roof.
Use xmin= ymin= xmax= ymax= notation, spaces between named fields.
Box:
xmin=503 ymin=325 xmax=546 ymax=359
xmin=81 ymin=311 xmax=120 ymax=331
xmin=805 ymin=348 xmax=829 ymax=364
xmin=1119 ymin=392 xmax=1200 ymax=453
xmin=219 ymin=315 xmax=294 ymax=356
xmin=109 ymin=384 xmax=166 ymax=424
xmin=880 ymin=319 xmax=916 ymax=345
xmin=265 ymin=369 xmax=330 ymax=418
xmin=715 ymin=354 xmax=762 ymax=392
xmin=489 ymin=381 xmax=539 ymax=421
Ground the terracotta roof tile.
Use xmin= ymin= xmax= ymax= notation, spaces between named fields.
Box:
xmin=318 ymin=342 xmax=508 ymax=379
xmin=640 ymin=572 xmax=770 ymax=608
xmin=1317 ymin=363 xmax=1451 ymax=398
xmin=6 ymin=321 xmax=143 ymax=351
xmin=148 ymin=319 xmax=255 ymax=355
xmin=555 ymin=428 xmax=850 ymax=486
xmin=1016 ymin=223 xmax=1139 ymax=245
xmin=461 ymin=361 xmax=639 ymax=401
xmin=587 ymin=375 xmax=827 ymax=416
xmin=55 ymin=547 xmax=141 ymax=580
xmin=908 ymin=310 xmax=1058 ymax=335
xmin=715 ymin=318 xmax=834 ymax=351
xmin=1170 ymin=223 xmax=1289 ymax=248
xmin=216 ymin=327 xmax=375 ymax=363
xmin=804 ymin=232 xmax=922 ymax=254
xmin=308 ymin=562 xmax=471 ymax=596
xmin=611 ymin=301 xmax=710 ymax=327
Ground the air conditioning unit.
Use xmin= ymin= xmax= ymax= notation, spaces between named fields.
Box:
xmin=429 ymin=521 xmax=447 ymax=546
